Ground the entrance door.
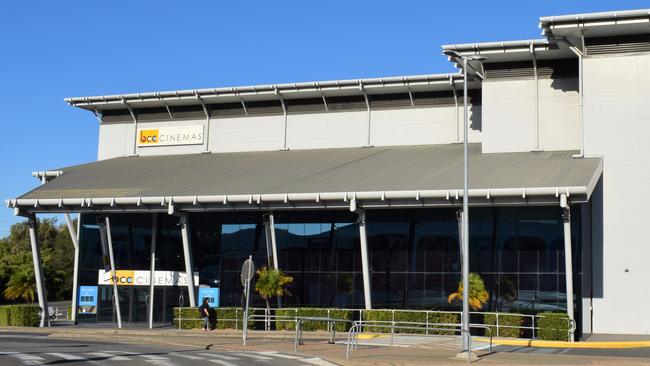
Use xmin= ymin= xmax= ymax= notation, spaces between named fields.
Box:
xmin=129 ymin=287 xmax=149 ymax=323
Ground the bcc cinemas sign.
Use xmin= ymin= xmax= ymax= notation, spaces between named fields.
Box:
xmin=137 ymin=125 xmax=204 ymax=147
xmin=98 ymin=270 xmax=199 ymax=287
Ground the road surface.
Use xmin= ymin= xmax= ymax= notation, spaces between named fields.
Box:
xmin=0 ymin=332 xmax=336 ymax=366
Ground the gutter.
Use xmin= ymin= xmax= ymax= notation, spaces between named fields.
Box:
xmin=539 ymin=9 xmax=650 ymax=34
xmin=64 ymin=73 xmax=464 ymax=108
xmin=441 ymin=39 xmax=551 ymax=55
xmin=7 ymin=186 xmax=590 ymax=212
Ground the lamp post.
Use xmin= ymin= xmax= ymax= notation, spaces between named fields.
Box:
xmin=444 ymin=51 xmax=486 ymax=354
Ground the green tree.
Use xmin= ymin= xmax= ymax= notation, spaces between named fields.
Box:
xmin=3 ymin=266 xmax=36 ymax=303
xmin=0 ymin=218 xmax=75 ymax=304
xmin=447 ymin=272 xmax=490 ymax=311
xmin=254 ymin=266 xmax=293 ymax=310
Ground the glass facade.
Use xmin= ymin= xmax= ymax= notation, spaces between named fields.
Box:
xmin=77 ymin=206 xmax=581 ymax=324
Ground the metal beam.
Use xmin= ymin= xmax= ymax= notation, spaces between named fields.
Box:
xmin=561 ymin=194 xmax=575 ymax=341
xmin=196 ymin=95 xmax=211 ymax=153
xmin=531 ymin=44 xmax=540 ymax=151
xmin=350 ymin=199 xmax=372 ymax=309
xmin=27 ymin=216 xmax=49 ymax=327
xmin=179 ymin=214 xmax=196 ymax=307
xmin=148 ymin=213 xmax=158 ymax=329
xmin=64 ymin=213 xmax=80 ymax=324
xmin=103 ymin=216 xmax=123 ymax=328
xmin=361 ymin=83 xmax=372 ymax=147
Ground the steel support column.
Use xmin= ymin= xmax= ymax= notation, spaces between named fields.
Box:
xmin=179 ymin=214 xmax=196 ymax=307
xmin=561 ymin=194 xmax=575 ymax=341
xmin=148 ymin=214 xmax=158 ymax=329
xmin=104 ymin=216 xmax=123 ymax=328
xmin=264 ymin=213 xmax=279 ymax=270
xmin=64 ymin=213 xmax=79 ymax=324
xmin=27 ymin=216 xmax=49 ymax=327
xmin=357 ymin=209 xmax=372 ymax=310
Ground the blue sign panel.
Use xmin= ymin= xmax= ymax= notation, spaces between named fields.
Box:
xmin=198 ymin=287 xmax=220 ymax=308
xmin=78 ymin=286 xmax=98 ymax=314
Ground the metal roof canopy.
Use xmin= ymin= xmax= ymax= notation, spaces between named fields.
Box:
xmin=7 ymin=144 xmax=602 ymax=215
xmin=65 ymin=73 xmax=480 ymax=112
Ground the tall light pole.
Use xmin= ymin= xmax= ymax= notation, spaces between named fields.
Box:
xmin=444 ymin=50 xmax=485 ymax=354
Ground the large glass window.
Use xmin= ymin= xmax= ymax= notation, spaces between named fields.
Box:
xmin=77 ymin=206 xmax=581 ymax=322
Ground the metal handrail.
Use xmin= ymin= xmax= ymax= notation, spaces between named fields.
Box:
xmin=293 ymin=317 xmax=355 ymax=351
xmin=173 ymin=306 xmax=575 ymax=341
xmin=346 ymin=322 xmax=476 ymax=363
xmin=347 ymin=320 xmax=493 ymax=355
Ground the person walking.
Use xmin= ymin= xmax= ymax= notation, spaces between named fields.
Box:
xmin=199 ymin=297 xmax=210 ymax=331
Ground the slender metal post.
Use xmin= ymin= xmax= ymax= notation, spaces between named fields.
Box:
xmin=461 ymin=57 xmax=470 ymax=351
xmin=64 ymin=213 xmax=80 ymax=324
xmin=148 ymin=214 xmax=158 ymax=329
xmin=104 ymin=216 xmax=122 ymax=329
xmin=357 ymin=210 xmax=372 ymax=310
xmin=27 ymin=216 xmax=48 ymax=327
xmin=562 ymin=197 xmax=575 ymax=341
xmin=264 ymin=213 xmax=279 ymax=270
xmin=242 ymin=255 xmax=253 ymax=345
xmin=179 ymin=214 xmax=196 ymax=307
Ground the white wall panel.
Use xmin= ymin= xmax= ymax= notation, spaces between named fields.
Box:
xmin=482 ymin=79 xmax=536 ymax=153
xmin=583 ymin=53 xmax=650 ymax=335
xmin=538 ymin=78 xmax=580 ymax=151
xmin=286 ymin=111 xmax=367 ymax=150
xmin=98 ymin=123 xmax=133 ymax=160
xmin=210 ymin=115 xmax=284 ymax=152
xmin=482 ymin=77 xmax=579 ymax=153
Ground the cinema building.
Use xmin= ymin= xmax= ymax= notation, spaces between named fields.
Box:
xmin=8 ymin=9 xmax=650 ymax=337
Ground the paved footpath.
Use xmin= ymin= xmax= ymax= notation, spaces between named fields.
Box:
xmin=2 ymin=327 xmax=649 ymax=366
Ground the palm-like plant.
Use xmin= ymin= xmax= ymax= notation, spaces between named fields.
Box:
xmin=3 ymin=268 xmax=36 ymax=303
xmin=254 ymin=266 xmax=293 ymax=310
xmin=447 ymin=272 xmax=489 ymax=310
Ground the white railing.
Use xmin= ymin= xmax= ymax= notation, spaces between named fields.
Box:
xmin=173 ymin=307 xmax=575 ymax=341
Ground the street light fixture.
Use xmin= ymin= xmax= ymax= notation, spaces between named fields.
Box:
xmin=443 ymin=50 xmax=486 ymax=356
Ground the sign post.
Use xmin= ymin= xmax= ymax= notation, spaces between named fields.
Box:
xmin=241 ymin=256 xmax=255 ymax=345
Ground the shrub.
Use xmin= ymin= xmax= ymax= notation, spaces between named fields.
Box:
xmin=484 ymin=313 xmax=524 ymax=338
xmin=536 ymin=312 xmax=570 ymax=341
xmin=394 ymin=311 xmax=427 ymax=334
xmin=361 ymin=310 xmax=393 ymax=333
xmin=0 ymin=306 xmax=11 ymax=326
xmin=172 ymin=307 xmax=260 ymax=330
xmin=275 ymin=308 xmax=353 ymax=332
xmin=427 ymin=312 xmax=460 ymax=335
xmin=3 ymin=305 xmax=41 ymax=327
xmin=173 ymin=307 xmax=203 ymax=329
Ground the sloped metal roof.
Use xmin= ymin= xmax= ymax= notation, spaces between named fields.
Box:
xmin=8 ymin=144 xmax=602 ymax=213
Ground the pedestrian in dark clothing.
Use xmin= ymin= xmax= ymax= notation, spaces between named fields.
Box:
xmin=199 ymin=297 xmax=210 ymax=331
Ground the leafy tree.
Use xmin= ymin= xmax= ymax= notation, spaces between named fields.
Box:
xmin=3 ymin=267 xmax=36 ymax=303
xmin=254 ymin=266 xmax=293 ymax=310
xmin=0 ymin=218 xmax=75 ymax=304
xmin=447 ymin=272 xmax=490 ymax=310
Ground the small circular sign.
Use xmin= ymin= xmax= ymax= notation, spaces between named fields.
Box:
xmin=240 ymin=259 xmax=255 ymax=286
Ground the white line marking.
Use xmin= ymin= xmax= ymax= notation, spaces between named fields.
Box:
xmin=45 ymin=352 xmax=85 ymax=360
xmin=85 ymin=352 xmax=131 ymax=361
xmin=207 ymin=360 xmax=237 ymax=366
xmin=10 ymin=353 xmax=44 ymax=366
xmin=256 ymin=351 xmax=303 ymax=359
xmin=199 ymin=353 xmax=239 ymax=360
xmin=302 ymin=358 xmax=339 ymax=366
xmin=173 ymin=353 xmax=205 ymax=360
xmin=230 ymin=352 xmax=273 ymax=360
xmin=140 ymin=355 xmax=170 ymax=360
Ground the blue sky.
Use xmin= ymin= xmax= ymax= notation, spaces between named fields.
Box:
xmin=0 ymin=1 xmax=647 ymax=236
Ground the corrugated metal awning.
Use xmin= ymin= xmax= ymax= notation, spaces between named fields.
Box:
xmin=7 ymin=144 xmax=602 ymax=214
